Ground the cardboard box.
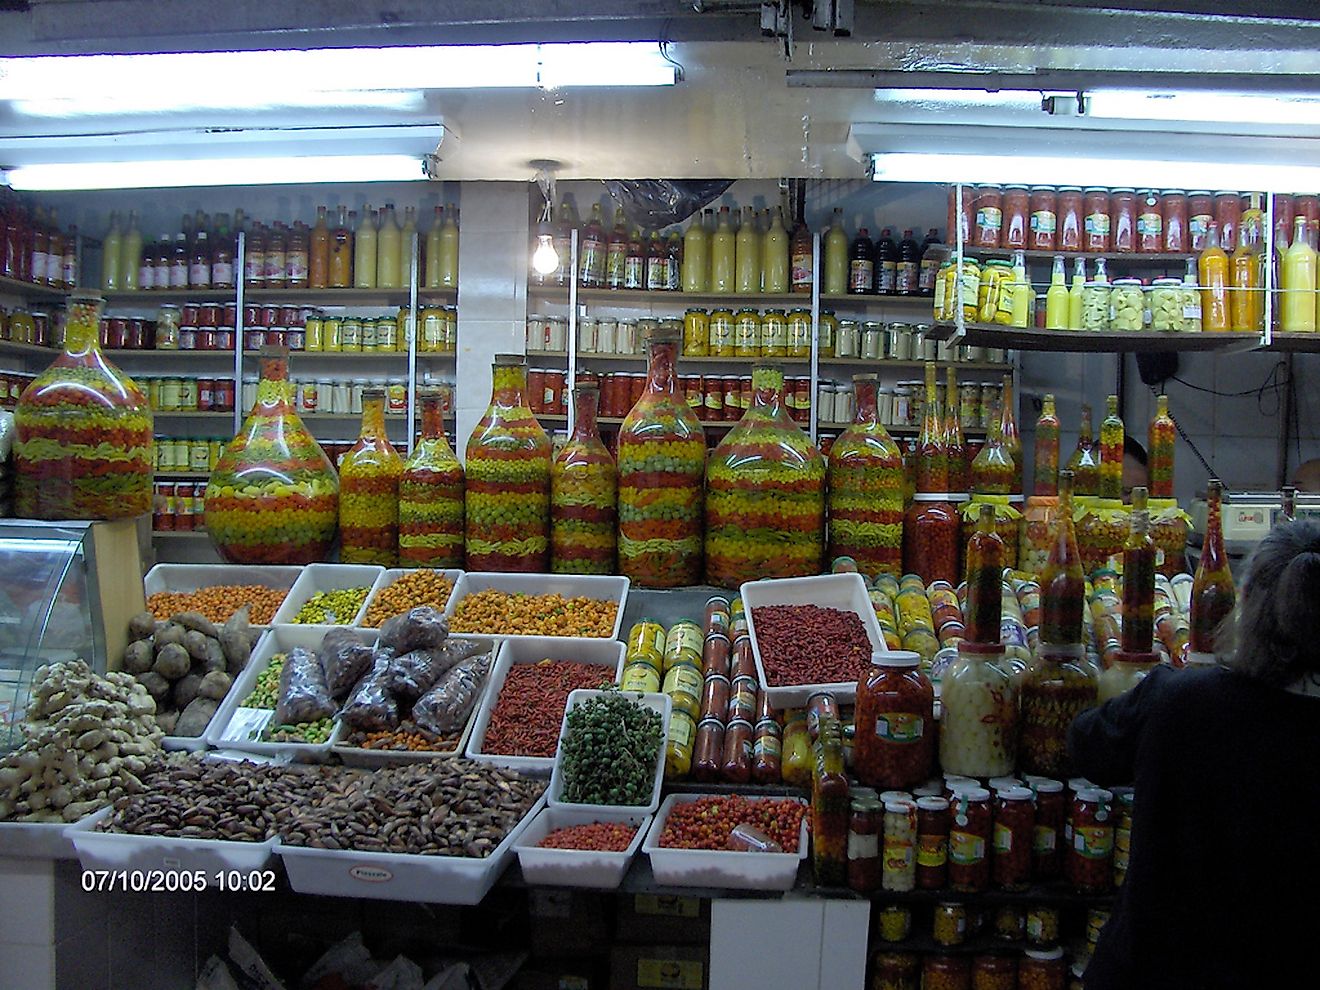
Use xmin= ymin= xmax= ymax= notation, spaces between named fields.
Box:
xmin=609 ymin=944 xmax=708 ymax=990
xmin=528 ymin=890 xmax=610 ymax=959
xmin=613 ymin=895 xmax=711 ymax=946
xmin=511 ymin=962 xmax=598 ymax=990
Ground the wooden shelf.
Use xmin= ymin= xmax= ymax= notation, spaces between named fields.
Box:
xmin=151 ymin=530 xmax=212 ymax=540
xmin=528 ymin=285 xmax=812 ymax=307
xmin=0 ymin=339 xmax=57 ymax=358
xmin=1264 ymin=331 xmax=1320 ymax=353
xmin=0 ymin=275 xmax=66 ymax=301
xmin=100 ymin=286 xmax=457 ymax=307
xmin=104 ymin=348 xmax=236 ymax=359
xmin=102 ymin=288 xmax=232 ymax=304
xmin=928 ymin=322 xmax=1262 ymax=353
xmin=818 ymin=293 xmax=937 ymax=314
xmin=969 ymin=247 xmax=1195 ymax=266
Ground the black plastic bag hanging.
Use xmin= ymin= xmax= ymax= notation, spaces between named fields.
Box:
xmin=604 ymin=179 xmax=735 ymax=230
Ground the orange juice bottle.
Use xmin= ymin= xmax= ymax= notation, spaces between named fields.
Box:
xmin=1197 ymin=222 xmax=1230 ymax=332
xmin=1229 ymin=220 xmax=1261 ymax=332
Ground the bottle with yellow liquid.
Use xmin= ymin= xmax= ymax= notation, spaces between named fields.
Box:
xmin=1229 ymin=209 xmax=1262 ymax=333
xmin=355 ymin=206 xmax=378 ymax=289
xmin=763 ymin=208 xmax=789 ymax=293
xmin=1045 ymin=255 xmax=1069 ymax=330
xmin=1067 ymin=257 xmax=1086 ymax=330
xmin=681 ymin=210 xmax=709 ymax=293
xmin=1010 ymin=249 xmax=1031 ymax=328
xmin=399 ymin=206 xmax=417 ymax=283
xmin=823 ymin=208 xmax=848 ymax=296
xmin=1281 ymin=214 xmax=1317 ymax=333
xmin=376 ymin=203 xmax=401 ymax=288
xmin=425 ymin=205 xmax=444 ymax=288
xmin=437 ymin=204 xmax=459 ymax=288
xmin=101 ymin=211 xmax=122 ymax=291
xmin=1198 ymin=222 xmax=1231 ymax=332
xmin=735 ymin=206 xmax=759 ymax=294
xmin=710 ymin=206 xmax=735 ymax=294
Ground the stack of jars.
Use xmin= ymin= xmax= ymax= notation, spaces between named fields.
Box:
xmin=98 ymin=314 xmax=158 ymax=350
xmin=152 ymin=481 xmax=206 ymax=532
xmin=154 ymin=435 xmax=225 ymax=474
xmin=527 ymin=368 xmax=569 ymax=416
xmin=681 ymin=307 xmax=815 ymax=359
xmin=0 ymin=369 xmax=36 ymax=406
xmin=525 ymin=314 xmax=569 ymax=353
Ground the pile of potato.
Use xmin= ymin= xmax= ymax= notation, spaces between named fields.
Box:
xmin=121 ymin=606 xmax=260 ymax=737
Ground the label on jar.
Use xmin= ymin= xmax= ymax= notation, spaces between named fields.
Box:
xmin=959 ymin=270 xmax=979 ymax=306
xmin=917 ymin=834 xmax=948 ymax=868
xmin=848 ymin=832 xmax=880 ymax=858
xmin=992 ymin=822 xmax=1013 ymax=854
xmin=1189 ymin=214 xmax=1212 ymax=237
xmin=976 ymin=207 xmax=1003 ymax=231
xmin=211 ymin=261 xmax=234 ymax=286
xmin=883 ymin=840 xmax=914 ymax=872
xmin=949 ymin=830 xmax=986 ymax=865
xmin=1085 ymin=213 xmax=1111 ymax=235
xmin=1031 ymin=210 xmax=1058 ymax=234
xmin=1137 ymin=214 xmax=1163 ymax=235
xmin=919 ymin=256 xmax=939 ymax=291
xmin=1073 ymin=825 xmax=1114 ymax=859
xmin=637 ymin=958 xmax=703 ymax=990
xmin=876 ymin=713 xmax=924 ymax=743
xmin=1033 ymin=824 xmax=1057 ymax=853
xmin=624 ymin=256 xmax=645 ymax=289
xmin=668 ymin=712 xmax=695 ymax=747
xmin=897 ymin=261 xmax=918 ymax=293
xmin=848 ymin=259 xmax=874 ymax=292
xmin=189 ymin=262 xmax=210 ymax=286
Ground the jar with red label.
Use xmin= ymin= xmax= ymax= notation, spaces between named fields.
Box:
xmin=1031 ymin=778 xmax=1066 ymax=880
xmin=1188 ymin=191 xmax=1214 ymax=250
xmin=991 ymin=786 xmax=1034 ymax=891
xmin=948 ymin=786 xmax=992 ymax=893
xmin=1019 ymin=948 xmax=1066 ymax=990
xmin=915 ymin=796 xmax=950 ymax=889
xmin=174 ymin=483 xmax=194 ymax=531
xmin=153 ymin=483 xmax=175 ymax=531
xmin=973 ymin=185 xmax=1004 ymax=247
xmin=902 ymin=494 xmax=960 ymax=585
xmin=1066 ymin=788 xmax=1114 ymax=894
xmin=527 ymin=369 xmax=546 ymax=414
xmin=1215 ymin=191 xmax=1242 ymax=252
xmin=1136 ymin=190 xmax=1163 ymax=252
xmin=1029 ymin=187 xmax=1058 ymax=251
xmin=1001 ymin=185 xmax=1029 ymax=248
xmin=922 ymin=954 xmax=971 ymax=990
xmin=181 ymin=303 xmax=200 ymax=326
xmin=216 ymin=378 xmax=235 ymax=412
xmin=1056 ymin=187 xmax=1083 ymax=252
xmin=971 ymin=955 xmax=1015 ymax=990
xmin=1161 ymin=190 xmax=1188 ymax=252
xmin=1110 ymin=189 xmax=1136 ymax=252
xmin=949 ymin=185 xmax=973 ymax=247
xmin=1083 ymin=188 xmax=1111 ymax=252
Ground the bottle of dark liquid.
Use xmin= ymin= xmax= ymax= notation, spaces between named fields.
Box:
xmin=211 ymin=219 xmax=234 ymax=289
xmin=265 ymin=222 xmax=287 ymax=289
xmin=189 ymin=230 xmax=212 ymax=288
xmin=918 ymin=227 xmax=942 ymax=296
xmin=847 ymin=227 xmax=874 ymax=295
xmin=154 ymin=236 xmax=172 ymax=290
xmin=46 ymin=216 xmax=65 ymax=288
xmin=646 ymin=232 xmax=666 ymax=292
xmin=286 ymin=221 xmax=309 ymax=288
xmin=61 ymin=226 xmax=78 ymax=289
xmin=138 ymin=238 xmax=155 ymax=291
xmin=1190 ymin=479 xmax=1235 ymax=659
xmin=875 ymin=227 xmax=898 ymax=295
xmin=170 ymin=233 xmax=189 ymax=289
xmin=245 ymin=223 xmax=266 ymax=288
xmin=897 ymin=229 xmax=921 ymax=296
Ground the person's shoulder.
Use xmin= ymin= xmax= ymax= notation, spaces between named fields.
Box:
xmin=1136 ymin=664 xmax=1243 ymax=708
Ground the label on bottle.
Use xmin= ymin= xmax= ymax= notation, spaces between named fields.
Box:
xmin=875 ymin=713 xmax=923 ymax=743
xmin=605 ymin=243 xmax=627 ymax=287
xmin=62 ymin=258 xmax=78 ymax=286
xmin=976 ymin=207 xmax=1003 ymax=231
xmin=211 ymin=261 xmax=234 ymax=287
xmin=848 ymin=832 xmax=879 ymax=858
xmin=1033 ymin=824 xmax=1057 ymax=853
xmin=1031 ymin=210 xmax=1058 ymax=234
xmin=138 ymin=264 xmax=154 ymax=290
xmin=624 ymin=256 xmax=645 ymax=290
xmin=30 ymin=249 xmax=47 ymax=281
xmin=1137 ymin=213 xmax=1163 ymax=236
xmin=919 ymin=257 xmax=939 ymax=292
xmin=877 ymin=260 xmax=897 ymax=293
xmin=45 ymin=253 xmax=62 ymax=284
xmin=264 ymin=253 xmax=285 ymax=282
xmin=949 ymin=830 xmax=986 ymax=865
xmin=647 ymin=258 xmax=667 ymax=292
xmin=578 ymin=238 xmax=603 ymax=286
xmin=636 ymin=958 xmax=703 ymax=990
xmin=848 ymin=259 xmax=874 ymax=292
xmin=189 ymin=262 xmax=210 ymax=287
xmin=287 ymin=252 xmax=309 ymax=282
xmin=170 ymin=261 xmax=189 ymax=288
xmin=792 ymin=251 xmax=813 ymax=289
xmin=244 ymin=254 xmax=263 ymax=281
xmin=1085 ymin=212 xmax=1112 ymax=235
xmin=916 ymin=834 xmax=948 ymax=868
xmin=993 ymin=822 xmax=1013 ymax=855
xmin=896 ymin=260 xmax=919 ymax=293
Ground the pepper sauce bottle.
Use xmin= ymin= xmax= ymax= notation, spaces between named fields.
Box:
xmin=1034 ymin=393 xmax=1061 ymax=497
xmin=1190 ymin=479 xmax=1235 ymax=657
xmin=915 ymin=361 xmax=948 ymax=492
xmin=1121 ymin=487 xmax=1156 ymax=652
xmin=1098 ymin=395 xmax=1125 ymax=501
xmin=1147 ymin=395 xmax=1176 ymax=499
xmin=1039 ymin=470 xmax=1086 ymax=646
xmin=945 ymin=366 xmax=967 ymax=493
xmin=1067 ymin=404 xmax=1100 ymax=497
xmin=964 ymin=504 xmax=1005 ymax=644
xmin=999 ymin=374 xmax=1022 ymax=495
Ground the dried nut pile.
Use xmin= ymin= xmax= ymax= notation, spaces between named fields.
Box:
xmin=146 ymin=585 xmax=288 ymax=626
xmin=362 ymin=570 xmax=456 ymax=628
xmin=0 ymin=660 xmax=162 ymax=823
xmin=449 ymin=590 xmax=618 ymax=638
xmin=346 ymin=723 xmax=462 ymax=752
xmin=292 ymin=587 xmax=372 ymax=625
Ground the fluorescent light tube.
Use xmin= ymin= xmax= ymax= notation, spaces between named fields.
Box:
xmin=5 ymin=154 xmax=424 ymax=191
xmin=1087 ymin=90 xmax=1320 ymax=127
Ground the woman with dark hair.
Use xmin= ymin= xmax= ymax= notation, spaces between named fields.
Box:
xmin=1069 ymin=519 xmax=1320 ymax=989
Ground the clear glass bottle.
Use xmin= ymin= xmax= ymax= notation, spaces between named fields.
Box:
xmin=963 ymin=503 xmax=1005 ymax=643
xmin=464 ymin=355 xmax=552 ymax=571
xmin=1067 ymin=404 xmax=1100 ymax=497
xmin=971 ymin=418 xmax=1016 ymax=496
xmin=827 ymin=374 xmax=905 ymax=579
xmin=339 ymin=389 xmax=404 ymax=566
xmin=204 ymin=347 xmax=339 ymax=563
xmin=552 ymin=384 xmax=617 ymax=574
xmin=14 ymin=293 xmax=153 ymax=520
xmin=1147 ymin=394 xmax=1176 ymax=499
xmin=398 ymin=389 xmax=464 ymax=569
xmin=1190 ymin=478 xmax=1235 ymax=656
xmin=1039 ymin=470 xmax=1086 ymax=645
xmin=1099 ymin=394 xmax=1125 ymax=500
xmin=915 ymin=361 xmax=948 ymax=493
xmin=706 ymin=364 xmax=825 ymax=586
xmin=1121 ymin=487 xmax=1156 ymax=652
xmin=999 ymin=374 xmax=1022 ymax=494
xmin=617 ymin=325 xmax=706 ymax=587
xmin=355 ymin=204 xmax=378 ymax=289
xmin=1034 ymin=393 xmax=1061 ymax=497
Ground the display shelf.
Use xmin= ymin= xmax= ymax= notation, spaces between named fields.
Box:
xmin=968 ymin=247 xmax=1195 ymax=266
xmin=151 ymin=530 xmax=211 ymax=540
xmin=928 ymin=322 xmax=1261 ymax=353
xmin=1264 ymin=331 xmax=1320 ymax=353
xmin=525 ymin=349 xmax=570 ymax=359
xmin=818 ymin=357 xmax=1011 ymax=371
xmin=101 ymin=288 xmax=233 ymax=304
xmin=528 ymin=285 xmax=812 ymax=307
xmin=282 ymin=350 xmax=410 ymax=360
xmin=152 ymin=410 xmax=238 ymax=419
xmin=819 ymin=293 xmax=937 ymax=313
xmin=245 ymin=286 xmax=457 ymax=306
xmin=817 ymin=422 xmax=988 ymax=436
xmin=104 ymin=348 xmax=236 ymax=359
xmin=0 ymin=275 xmax=68 ymax=301
xmin=0 ymin=339 xmax=57 ymax=358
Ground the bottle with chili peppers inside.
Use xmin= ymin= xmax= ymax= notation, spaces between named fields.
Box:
xmin=1067 ymin=405 xmax=1100 ymax=497
xmin=992 ymin=785 xmax=1035 ymax=891
xmin=1034 ymin=394 xmax=1061 ymax=497
xmin=1190 ymin=479 xmax=1235 ymax=657
xmin=971 ymin=419 xmax=1015 ymax=496
xmin=1097 ymin=394 xmax=1124 ymax=500
xmin=853 ymin=650 xmax=935 ymax=790
xmin=1120 ymin=487 xmax=1156 ymax=651
xmin=827 ymin=374 xmax=905 ymax=579
xmin=964 ymin=504 xmax=1004 ymax=644
xmin=846 ymin=797 xmax=881 ymax=893
xmin=998 ymin=374 xmax=1022 ymax=495
xmin=1147 ymin=394 xmax=1176 ymax=499
xmin=1066 ymin=788 xmax=1115 ymax=895
xmin=947 ymin=785 xmax=993 ymax=893
xmin=811 ymin=712 xmax=851 ymax=886
xmin=1039 ymin=470 xmax=1086 ymax=645
xmin=916 ymin=361 xmax=949 ymax=493
xmin=903 ymin=494 xmax=961 ymax=586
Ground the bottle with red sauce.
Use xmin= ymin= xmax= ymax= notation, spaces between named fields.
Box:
xmin=949 ymin=185 xmax=973 ymax=248
xmin=998 ymin=374 xmax=1022 ymax=495
xmin=1110 ymin=189 xmax=1137 ymax=253
xmin=1083 ymin=188 xmax=1111 ymax=253
xmin=1057 ymin=187 xmax=1083 ymax=252
xmin=1029 ymin=187 xmax=1058 ymax=251
xmin=1161 ymin=190 xmax=1188 ymax=253
xmin=1136 ymin=190 xmax=1163 ymax=253
xmin=1002 ymin=185 xmax=1030 ymax=249
xmin=992 ymin=786 xmax=1035 ymax=891
xmin=973 ymin=185 xmax=1004 ymax=248
xmin=1188 ymin=191 xmax=1214 ymax=251
xmin=852 ymin=650 xmax=935 ymax=790
xmin=1065 ymin=788 xmax=1115 ymax=894
xmin=1190 ymin=478 xmax=1235 ymax=656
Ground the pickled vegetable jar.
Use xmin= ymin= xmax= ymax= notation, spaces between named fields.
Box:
xmin=1098 ymin=396 xmax=1125 ymax=500
xmin=1081 ymin=282 xmax=1110 ymax=331
xmin=398 ymin=389 xmax=464 ymax=568
xmin=1019 ymin=496 xmax=1058 ymax=577
xmin=940 ymin=642 xmax=1018 ymax=778
xmin=1039 ymin=471 xmax=1085 ymax=644
xmin=903 ymin=495 xmax=960 ymax=586
xmin=970 ymin=431 xmax=1015 ymax=496
xmin=959 ymin=496 xmax=1021 ymax=571
xmin=464 ymin=354 xmax=552 ymax=571
xmin=205 ymin=348 xmax=339 ymax=563
xmin=339 ymin=388 xmax=403 ymax=566
xmin=827 ymin=374 xmax=905 ymax=579
xmin=1033 ymin=394 xmax=1061 ymax=497
xmin=706 ymin=364 xmax=825 ymax=586
xmin=1109 ymin=279 xmax=1145 ymax=331
xmin=1018 ymin=643 xmax=1097 ymax=778
xmin=1150 ymin=499 xmax=1190 ymax=577
xmin=1076 ymin=499 xmax=1129 ymax=577
xmin=852 ymin=650 xmax=935 ymax=790
xmin=14 ymin=292 xmax=154 ymax=520
xmin=551 ymin=384 xmax=617 ymax=574
xmin=1148 ymin=278 xmax=1184 ymax=332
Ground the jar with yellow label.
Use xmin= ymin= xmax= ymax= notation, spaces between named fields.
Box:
xmin=374 ymin=316 xmax=395 ymax=351
xmin=360 ymin=319 xmax=378 ymax=353
xmin=762 ymin=309 xmax=788 ymax=356
xmin=958 ymin=257 xmax=982 ymax=322
xmin=665 ymin=710 xmax=696 ymax=779
xmin=683 ymin=308 xmax=709 ymax=356
xmin=396 ymin=308 xmax=413 ymax=352
xmin=788 ymin=309 xmax=812 ymax=357
xmin=340 ymin=317 xmax=362 ymax=353
xmin=178 ymin=378 xmax=199 ymax=411
xmin=734 ymin=308 xmax=761 ymax=357
xmin=818 ymin=311 xmax=837 ymax=357
xmin=322 ymin=316 xmax=343 ymax=352
xmin=709 ymin=307 xmax=735 ymax=357
xmin=145 ymin=378 xmax=161 ymax=410
xmin=440 ymin=307 xmax=458 ymax=354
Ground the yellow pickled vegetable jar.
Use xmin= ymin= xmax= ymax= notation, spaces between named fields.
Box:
xmin=1108 ymin=278 xmax=1146 ymax=331
xmin=1147 ymin=278 xmax=1184 ymax=332
xmin=398 ymin=389 xmax=464 ymax=569
xmin=339 ymin=388 xmax=404 ymax=566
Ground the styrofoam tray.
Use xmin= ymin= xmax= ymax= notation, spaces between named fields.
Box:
xmin=0 ymin=817 xmax=97 ymax=859
xmin=547 ymin=690 xmax=670 ymax=815
xmin=67 ymin=807 xmax=277 ymax=874
xmin=270 ymin=563 xmax=386 ymax=628
xmin=203 ymin=625 xmax=367 ymax=759
xmin=741 ymin=573 xmax=889 ymax=706
xmin=445 ymin=572 xmax=630 ymax=642
xmin=642 ymin=793 xmax=809 ymax=892
xmin=274 ymin=794 xmax=545 ymax=905
xmin=465 ymin=637 xmax=626 ymax=774
xmin=143 ymin=563 xmax=302 ymax=629
xmin=332 ymin=689 xmax=484 ymax=768
xmin=358 ymin=568 xmax=464 ymax=628
xmin=159 ymin=628 xmax=271 ymax=754
xmin=514 ymin=806 xmax=650 ymax=889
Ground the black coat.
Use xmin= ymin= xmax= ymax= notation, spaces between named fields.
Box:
xmin=1068 ymin=665 xmax=1320 ymax=989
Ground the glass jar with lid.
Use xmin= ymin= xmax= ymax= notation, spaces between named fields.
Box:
xmin=1029 ymin=187 xmax=1058 ymax=251
xmin=973 ymin=185 xmax=1004 ymax=247
xmin=861 ymin=321 xmax=885 ymax=359
xmin=1018 ymin=642 xmax=1097 ymax=777
xmin=922 ymin=954 xmax=970 ymax=990
xmin=853 ymin=650 xmax=935 ymax=789
xmin=902 ymin=494 xmax=960 ymax=585
xmin=978 ymin=261 xmax=1012 ymax=323
xmin=1136 ymin=190 xmax=1163 ymax=253
xmin=155 ymin=304 xmax=181 ymax=349
xmin=1110 ymin=189 xmax=1137 ymax=252
xmin=734 ymin=308 xmax=761 ymax=357
xmin=818 ymin=310 xmax=837 ymax=357
xmin=1080 ymin=282 xmax=1110 ymax=331
xmin=940 ymin=642 xmax=1019 ymax=778
xmin=958 ymin=257 xmax=981 ymax=322
xmin=1057 ymin=187 xmax=1084 ymax=252
xmin=1109 ymin=278 xmax=1145 ymax=331
xmin=1019 ymin=947 xmax=1067 ymax=990
xmin=683 ymin=309 xmax=709 ymax=355
xmin=1083 ymin=188 xmax=1112 ymax=252
xmin=835 ymin=318 xmax=859 ymax=357
xmin=708 ymin=307 xmax=735 ymax=357
xmin=1076 ymin=498 xmax=1129 ymax=575
xmin=1162 ymin=190 xmax=1188 ymax=252
xmin=762 ymin=309 xmax=788 ymax=356
xmin=1188 ymin=191 xmax=1214 ymax=250
xmin=1002 ymin=185 xmax=1029 ymax=248
xmin=1148 ymin=278 xmax=1184 ymax=332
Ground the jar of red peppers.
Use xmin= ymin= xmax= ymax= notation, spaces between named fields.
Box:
xmin=1136 ymin=190 xmax=1163 ymax=253
xmin=1083 ymin=188 xmax=1111 ymax=252
xmin=1162 ymin=190 xmax=1188 ymax=252
xmin=922 ymin=954 xmax=971 ymax=990
xmin=1066 ymin=788 xmax=1115 ymax=894
xmin=1018 ymin=643 xmax=1096 ymax=778
xmin=1188 ymin=191 xmax=1214 ymax=250
xmin=1056 ymin=187 xmax=1083 ymax=252
xmin=1029 ymin=187 xmax=1058 ymax=251
xmin=903 ymin=494 xmax=960 ymax=586
xmin=971 ymin=954 xmax=1016 ymax=990
xmin=1110 ymin=189 xmax=1137 ymax=253
xmin=847 ymin=798 xmax=881 ymax=893
xmin=973 ymin=186 xmax=1004 ymax=247
xmin=1031 ymin=778 xmax=1067 ymax=881
xmin=991 ymin=785 xmax=1035 ymax=891
xmin=915 ymin=796 xmax=950 ymax=889
xmin=948 ymin=785 xmax=992 ymax=893
xmin=1002 ymin=185 xmax=1030 ymax=249
xmin=853 ymin=650 xmax=935 ymax=790
xmin=1019 ymin=948 xmax=1067 ymax=990
xmin=872 ymin=951 xmax=920 ymax=990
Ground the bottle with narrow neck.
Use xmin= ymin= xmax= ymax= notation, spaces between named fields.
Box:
xmin=624 ymin=226 xmax=646 ymax=290
xmin=848 ymin=227 xmax=875 ymax=295
xmin=286 ymin=221 xmax=308 ymax=288
xmin=1230 ymin=206 xmax=1263 ymax=332
xmin=437 ymin=204 xmax=459 ymax=288
xmin=1034 ymin=393 xmax=1061 ymax=496
xmin=762 ymin=208 xmax=790 ymax=293
xmin=945 ymin=366 xmax=967 ymax=493
xmin=1039 ymin=469 xmax=1085 ymax=645
xmin=735 ymin=206 xmax=760 ymax=294
xmin=999 ymin=374 xmax=1022 ymax=495
xmin=101 ymin=212 xmax=122 ymax=291
xmin=1198 ymin=221 xmax=1231 ymax=332
xmin=376 ymin=203 xmax=401 ymax=288
xmin=791 ymin=214 xmax=813 ymax=294
xmin=916 ymin=361 xmax=948 ymax=493
xmin=29 ymin=208 xmax=48 ymax=288
xmin=578 ymin=203 xmax=607 ymax=288
xmin=339 ymin=389 xmax=404 ymax=567
xmin=1148 ymin=395 xmax=1176 ymax=498
xmin=1281 ymin=485 xmax=1298 ymax=523
xmin=309 ymin=206 xmax=330 ymax=288
xmin=971 ymin=416 xmax=1015 ymax=496
xmin=875 ymin=227 xmax=897 ymax=295
xmin=399 ymin=389 xmax=464 ymax=569
xmin=553 ymin=201 xmax=574 ymax=288
xmin=425 ymin=206 xmax=444 ymax=288
xmin=265 ymin=223 xmax=286 ymax=289
xmin=1281 ymin=213 xmax=1317 ymax=333
xmin=61 ymin=225 xmax=79 ymax=289
xmin=328 ymin=206 xmax=353 ymax=288
xmin=1067 ymin=257 xmax=1086 ymax=330
xmin=964 ymin=503 xmax=1005 ymax=643
xmin=823 ymin=208 xmax=847 ymax=295
xmin=1067 ymin=404 xmax=1100 ymax=496
xmin=551 ymin=384 xmax=618 ymax=575
xmin=398 ymin=206 xmax=417 ymax=283
xmin=1044 ymin=256 xmax=1068 ymax=330
xmin=1094 ymin=257 xmax=1110 ymax=286
xmin=354 ymin=205 xmax=378 ymax=288
xmin=120 ymin=211 xmax=142 ymax=291
xmin=1121 ymin=487 xmax=1156 ymax=652
xmin=682 ymin=209 xmax=709 ymax=293
xmin=710 ymin=206 xmax=735 ymax=294
xmin=1010 ymin=249 xmax=1031 ymax=328
xmin=1190 ymin=478 xmax=1235 ymax=656
xmin=607 ymin=208 xmax=630 ymax=290
xmin=897 ymin=229 xmax=921 ymax=296
xmin=1098 ymin=394 xmax=1125 ymax=500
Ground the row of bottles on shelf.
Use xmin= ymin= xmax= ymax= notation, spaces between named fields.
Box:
xmin=0 ymin=190 xmax=79 ymax=289
xmin=823 ymin=217 xmax=941 ymax=297
xmin=100 ymin=204 xmax=459 ymax=293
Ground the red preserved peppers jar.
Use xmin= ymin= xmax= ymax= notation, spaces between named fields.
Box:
xmin=1083 ymin=188 xmax=1111 ymax=252
xmin=1002 ymin=185 xmax=1030 ymax=249
xmin=852 ymin=650 xmax=935 ymax=789
xmin=1066 ymin=787 xmax=1115 ymax=894
xmin=1019 ymin=948 xmax=1067 ymax=990
xmin=1216 ymin=191 xmax=1242 ymax=253
xmin=903 ymin=494 xmax=960 ymax=586
xmin=915 ymin=795 xmax=950 ymax=890
xmin=971 ymin=955 xmax=1016 ymax=990
xmin=922 ymin=954 xmax=971 ymax=990
xmin=1161 ymin=190 xmax=1188 ymax=253
xmin=948 ymin=786 xmax=992 ymax=893
xmin=991 ymin=786 xmax=1035 ymax=891
xmin=1110 ymin=189 xmax=1136 ymax=253
xmin=949 ymin=185 xmax=973 ymax=247
xmin=1056 ymin=187 xmax=1083 ymax=252
xmin=1032 ymin=778 xmax=1067 ymax=881
xmin=973 ymin=186 xmax=1004 ymax=247
xmin=1136 ymin=190 xmax=1163 ymax=253
xmin=1188 ymin=191 xmax=1214 ymax=250
xmin=1029 ymin=187 xmax=1058 ymax=251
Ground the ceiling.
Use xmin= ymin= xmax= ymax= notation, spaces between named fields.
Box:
xmin=3 ymin=1 xmax=1320 ymax=183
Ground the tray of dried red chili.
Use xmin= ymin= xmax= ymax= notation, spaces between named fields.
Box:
xmin=643 ymin=794 xmax=808 ymax=891
xmin=465 ymin=637 xmax=626 ymax=774
xmin=742 ymin=573 xmax=888 ymax=706
xmin=514 ymin=806 xmax=651 ymax=889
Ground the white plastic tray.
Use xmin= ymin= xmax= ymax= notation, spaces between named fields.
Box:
xmin=445 ymin=572 xmax=630 ymax=642
xmin=159 ymin=628 xmax=271 ymax=754
xmin=547 ymin=690 xmax=670 ymax=815
xmin=358 ymin=568 xmax=464 ymax=628
xmin=642 ymin=793 xmax=809 ymax=892
xmin=67 ymin=807 xmax=277 ymax=874
xmin=465 ymin=637 xmax=627 ymax=774
xmin=204 ymin=625 xmax=366 ymax=759
xmin=332 ymin=692 xmax=484 ymax=768
xmin=274 ymin=794 xmax=545 ymax=905
xmin=143 ymin=563 xmax=302 ymax=628
xmin=0 ymin=818 xmax=94 ymax=859
xmin=270 ymin=563 xmax=386 ymax=628
xmin=514 ymin=806 xmax=650 ymax=889
xmin=741 ymin=573 xmax=889 ymax=706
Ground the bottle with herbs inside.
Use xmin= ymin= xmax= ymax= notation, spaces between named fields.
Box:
xmin=1034 ymin=393 xmax=1061 ymax=497
xmin=852 ymin=650 xmax=935 ymax=790
xmin=964 ymin=503 xmax=1005 ymax=643
xmin=1189 ymin=478 xmax=1236 ymax=660
xmin=945 ymin=366 xmax=967 ymax=493
xmin=1039 ymin=470 xmax=1086 ymax=646
xmin=1068 ymin=404 xmax=1101 ymax=497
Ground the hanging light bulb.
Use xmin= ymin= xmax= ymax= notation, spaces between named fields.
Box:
xmin=530 ymin=161 xmax=561 ymax=277
xmin=531 ymin=227 xmax=559 ymax=275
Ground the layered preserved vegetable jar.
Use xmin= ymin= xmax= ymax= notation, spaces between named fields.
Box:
xmin=1148 ymin=394 xmax=1176 ymax=497
xmin=971 ymin=426 xmax=1015 ymax=495
xmin=618 ymin=325 xmax=705 ymax=586
xmin=903 ymin=494 xmax=960 ymax=586
xmin=940 ymin=643 xmax=1018 ymax=778
xmin=204 ymin=348 xmax=339 ymax=563
xmin=1034 ymin=394 xmax=1061 ymax=497
xmin=1018 ymin=643 xmax=1097 ymax=778
xmin=1039 ymin=471 xmax=1085 ymax=645
xmin=705 ymin=364 xmax=825 ymax=586
xmin=464 ymin=354 xmax=552 ymax=571
xmin=398 ymin=389 xmax=464 ymax=568
xmin=338 ymin=388 xmax=403 ymax=566
xmin=997 ymin=375 xmax=1022 ymax=495
xmin=852 ymin=650 xmax=935 ymax=790
xmin=1098 ymin=395 xmax=1125 ymax=500
xmin=1019 ymin=496 xmax=1058 ymax=577
xmin=1190 ymin=479 xmax=1235 ymax=655
xmin=1076 ymin=499 xmax=1129 ymax=577
xmin=827 ymin=374 xmax=905 ymax=579
xmin=1067 ymin=405 xmax=1100 ymax=497
xmin=916 ymin=362 xmax=948 ymax=493
xmin=551 ymin=384 xmax=617 ymax=574
xmin=14 ymin=292 xmax=154 ymax=520
xmin=1150 ymin=499 xmax=1190 ymax=577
